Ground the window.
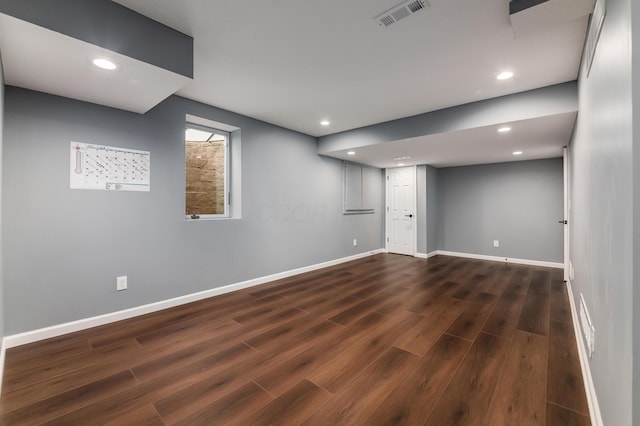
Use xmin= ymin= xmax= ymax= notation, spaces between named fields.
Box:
xmin=185 ymin=124 xmax=229 ymax=218
xmin=343 ymin=162 xmax=375 ymax=214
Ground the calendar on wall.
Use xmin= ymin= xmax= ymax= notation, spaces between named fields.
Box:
xmin=70 ymin=142 xmax=150 ymax=191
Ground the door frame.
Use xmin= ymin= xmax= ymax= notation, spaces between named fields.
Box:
xmin=385 ymin=165 xmax=417 ymax=256
xmin=563 ymin=146 xmax=570 ymax=281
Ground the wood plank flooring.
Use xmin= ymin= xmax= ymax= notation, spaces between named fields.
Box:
xmin=0 ymin=254 xmax=591 ymax=425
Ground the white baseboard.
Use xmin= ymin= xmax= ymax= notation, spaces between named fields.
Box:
xmin=566 ymin=279 xmax=603 ymax=426
xmin=5 ymin=249 xmax=385 ymax=349
xmin=0 ymin=339 xmax=5 ymax=395
xmin=435 ymin=250 xmax=564 ymax=269
xmin=414 ymin=251 xmax=439 ymax=259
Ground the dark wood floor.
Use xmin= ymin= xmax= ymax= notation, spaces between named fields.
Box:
xmin=0 ymin=254 xmax=591 ymax=425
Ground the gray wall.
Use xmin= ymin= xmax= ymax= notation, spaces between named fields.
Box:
xmin=426 ymin=165 xmax=438 ymax=254
xmin=2 ymin=87 xmax=384 ymax=334
xmin=437 ymin=158 xmax=563 ymax=263
xmin=568 ymin=0 xmax=634 ymax=422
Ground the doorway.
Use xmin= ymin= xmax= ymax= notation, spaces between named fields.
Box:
xmin=386 ymin=166 xmax=416 ymax=255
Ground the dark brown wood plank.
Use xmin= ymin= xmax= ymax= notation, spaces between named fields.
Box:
xmin=306 ymin=311 xmax=423 ymax=393
xmin=171 ymin=381 xmax=272 ymax=425
xmin=550 ymin=278 xmax=572 ymax=323
xmin=302 ymin=347 xmax=419 ymax=425
xmin=485 ymin=330 xmax=548 ymax=425
xmin=254 ymin=312 xmax=390 ymax=397
xmin=40 ymin=350 xmax=257 ymax=425
xmin=425 ymin=332 xmax=510 ymax=426
xmin=518 ymin=291 xmax=550 ymax=336
xmin=446 ymin=292 xmax=498 ymax=341
xmin=103 ymin=405 xmax=164 ymax=426
xmin=545 ymin=402 xmax=591 ymax=426
xmin=365 ymin=334 xmax=471 ymax=425
xmin=243 ymin=379 xmax=332 ymax=425
xmin=547 ymin=320 xmax=589 ymax=415
xmin=3 ymin=338 xmax=142 ymax=393
xmin=483 ymin=291 xmax=527 ymax=338
xmin=0 ymin=371 xmax=138 ymax=425
xmin=131 ymin=341 xmax=257 ymax=383
xmin=394 ymin=297 xmax=468 ymax=356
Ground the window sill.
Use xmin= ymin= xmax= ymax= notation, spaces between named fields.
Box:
xmin=185 ymin=215 xmax=238 ymax=221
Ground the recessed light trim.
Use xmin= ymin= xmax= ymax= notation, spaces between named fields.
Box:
xmin=496 ymin=71 xmax=514 ymax=80
xmin=498 ymin=126 xmax=512 ymax=133
xmin=320 ymin=120 xmax=330 ymax=126
xmin=92 ymin=58 xmax=118 ymax=70
xmin=347 ymin=151 xmax=356 ymax=155
xmin=393 ymin=156 xmax=412 ymax=161
xmin=513 ymin=151 xmax=523 ymax=155
xmin=398 ymin=163 xmax=405 ymax=166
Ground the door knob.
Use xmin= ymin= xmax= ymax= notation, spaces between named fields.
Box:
xmin=405 ymin=214 xmax=413 ymax=218
xmin=558 ymin=220 xmax=567 ymax=224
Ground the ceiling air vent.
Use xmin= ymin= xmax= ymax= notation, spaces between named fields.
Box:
xmin=375 ymin=0 xmax=429 ymax=28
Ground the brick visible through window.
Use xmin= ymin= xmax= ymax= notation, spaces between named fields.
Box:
xmin=185 ymin=126 xmax=228 ymax=217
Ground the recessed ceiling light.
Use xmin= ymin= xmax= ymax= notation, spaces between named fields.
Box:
xmin=496 ymin=71 xmax=514 ymax=80
xmin=513 ymin=151 xmax=523 ymax=155
xmin=92 ymin=58 xmax=118 ymax=70
xmin=393 ymin=156 xmax=412 ymax=161
xmin=398 ymin=163 xmax=405 ymax=166
xmin=347 ymin=151 xmax=356 ymax=155
xmin=498 ymin=126 xmax=512 ymax=133
xmin=320 ymin=120 xmax=330 ymax=126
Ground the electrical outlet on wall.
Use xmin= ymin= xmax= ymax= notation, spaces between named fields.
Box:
xmin=493 ymin=240 xmax=499 ymax=247
xmin=116 ymin=276 xmax=128 ymax=291
xmin=353 ymin=239 xmax=358 ymax=247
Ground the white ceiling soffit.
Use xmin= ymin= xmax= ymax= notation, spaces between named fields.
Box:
xmin=112 ymin=0 xmax=588 ymax=137
xmin=0 ymin=14 xmax=191 ymax=114
xmin=328 ymin=112 xmax=577 ymax=169
xmin=510 ymin=0 xmax=596 ymax=37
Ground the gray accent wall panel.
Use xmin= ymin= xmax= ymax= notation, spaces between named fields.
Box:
xmin=437 ymin=159 xmax=563 ymax=262
xmin=2 ymin=87 xmax=384 ymax=334
xmin=0 ymin=0 xmax=193 ymax=78
xmin=569 ymin=0 xmax=634 ymax=422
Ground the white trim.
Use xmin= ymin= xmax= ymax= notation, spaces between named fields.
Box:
xmin=566 ymin=279 xmax=603 ymax=426
xmin=5 ymin=249 xmax=385 ymax=349
xmin=0 ymin=339 xmax=5 ymax=395
xmin=412 ymin=165 xmax=418 ymax=257
xmin=414 ymin=251 xmax=438 ymax=259
xmin=385 ymin=166 xmax=416 ymax=256
xmin=435 ymin=250 xmax=564 ymax=269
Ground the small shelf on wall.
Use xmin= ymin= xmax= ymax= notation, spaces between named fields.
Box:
xmin=343 ymin=162 xmax=375 ymax=214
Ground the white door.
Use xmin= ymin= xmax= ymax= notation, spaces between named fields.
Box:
xmin=386 ymin=166 xmax=415 ymax=255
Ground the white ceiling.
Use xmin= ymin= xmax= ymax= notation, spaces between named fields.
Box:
xmin=112 ymin=0 xmax=588 ymax=137
xmin=0 ymin=0 xmax=590 ymax=168
xmin=0 ymin=14 xmax=191 ymax=114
